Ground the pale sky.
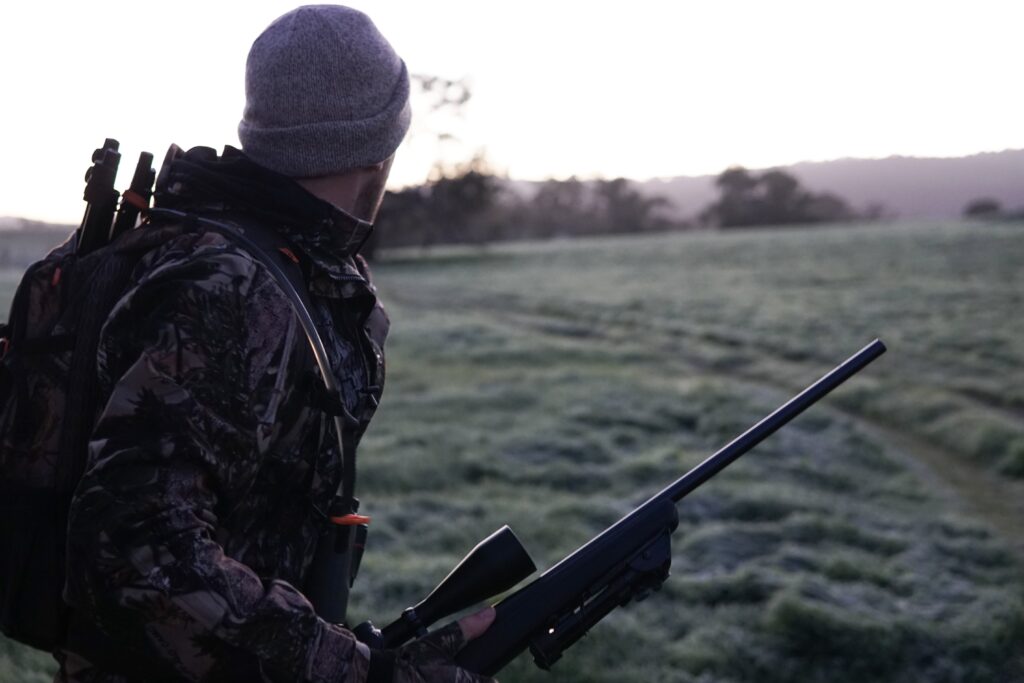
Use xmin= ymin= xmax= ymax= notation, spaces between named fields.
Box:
xmin=1 ymin=0 xmax=1021 ymax=224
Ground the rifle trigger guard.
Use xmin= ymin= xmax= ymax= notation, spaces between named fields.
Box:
xmin=626 ymin=532 xmax=672 ymax=602
xmin=627 ymin=531 xmax=672 ymax=575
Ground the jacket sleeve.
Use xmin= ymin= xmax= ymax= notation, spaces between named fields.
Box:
xmin=65 ymin=240 xmax=370 ymax=683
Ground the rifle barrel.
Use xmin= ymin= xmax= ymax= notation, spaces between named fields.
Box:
xmin=661 ymin=338 xmax=886 ymax=504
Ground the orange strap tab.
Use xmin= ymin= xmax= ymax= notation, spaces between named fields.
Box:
xmin=123 ymin=189 xmax=149 ymax=210
xmin=330 ymin=514 xmax=371 ymax=526
xmin=278 ymin=247 xmax=300 ymax=264
xmin=51 ymin=266 xmax=62 ymax=287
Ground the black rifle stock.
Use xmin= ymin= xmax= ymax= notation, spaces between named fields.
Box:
xmin=369 ymin=339 xmax=886 ymax=676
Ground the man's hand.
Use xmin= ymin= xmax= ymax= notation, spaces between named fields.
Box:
xmin=456 ymin=607 xmax=496 ymax=642
xmin=369 ymin=607 xmax=497 ymax=683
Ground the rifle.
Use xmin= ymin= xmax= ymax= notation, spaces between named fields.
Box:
xmin=109 ymin=151 xmax=155 ymax=241
xmin=75 ymin=138 xmax=156 ymax=255
xmin=75 ymin=139 xmax=121 ymax=255
xmin=357 ymin=339 xmax=886 ymax=676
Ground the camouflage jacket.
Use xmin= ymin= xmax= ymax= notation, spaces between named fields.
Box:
xmin=61 ymin=148 xmax=389 ymax=682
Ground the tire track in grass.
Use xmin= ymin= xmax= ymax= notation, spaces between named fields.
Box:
xmin=841 ymin=416 xmax=1024 ymax=560
xmin=670 ymin=348 xmax=1024 ymax=561
xmin=950 ymin=385 xmax=1024 ymax=425
xmin=682 ymin=365 xmax=1024 ymax=562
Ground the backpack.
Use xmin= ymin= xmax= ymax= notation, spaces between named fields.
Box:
xmin=0 ymin=221 xmax=183 ymax=649
xmin=0 ymin=142 xmax=363 ymax=652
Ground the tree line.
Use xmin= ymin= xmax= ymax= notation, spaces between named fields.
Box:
xmin=699 ymin=166 xmax=883 ymax=227
xmin=367 ymin=163 xmax=879 ymax=257
xmin=963 ymin=197 xmax=1024 ymax=222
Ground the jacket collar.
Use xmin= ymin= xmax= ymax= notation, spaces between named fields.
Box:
xmin=155 ymin=146 xmax=374 ymax=288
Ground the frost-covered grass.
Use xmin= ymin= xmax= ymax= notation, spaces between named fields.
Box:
xmin=0 ymin=636 xmax=53 ymax=683
xmin=2 ymin=221 xmax=1023 ymax=681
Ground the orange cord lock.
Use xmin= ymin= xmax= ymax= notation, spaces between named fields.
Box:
xmin=329 ymin=514 xmax=371 ymax=526
xmin=51 ymin=266 xmax=62 ymax=287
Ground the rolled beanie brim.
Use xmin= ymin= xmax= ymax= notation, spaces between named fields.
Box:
xmin=239 ymin=64 xmax=411 ymax=177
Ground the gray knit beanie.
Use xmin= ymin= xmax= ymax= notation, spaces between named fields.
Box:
xmin=238 ymin=5 xmax=411 ymax=177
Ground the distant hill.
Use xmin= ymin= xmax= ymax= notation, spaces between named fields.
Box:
xmin=0 ymin=216 xmax=74 ymax=233
xmin=0 ymin=218 xmax=73 ymax=268
xmin=640 ymin=149 xmax=1024 ymax=220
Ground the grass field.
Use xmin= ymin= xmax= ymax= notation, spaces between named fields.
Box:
xmin=2 ymin=221 xmax=1023 ymax=681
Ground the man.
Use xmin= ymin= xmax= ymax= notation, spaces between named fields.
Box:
xmin=60 ymin=6 xmax=493 ymax=682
